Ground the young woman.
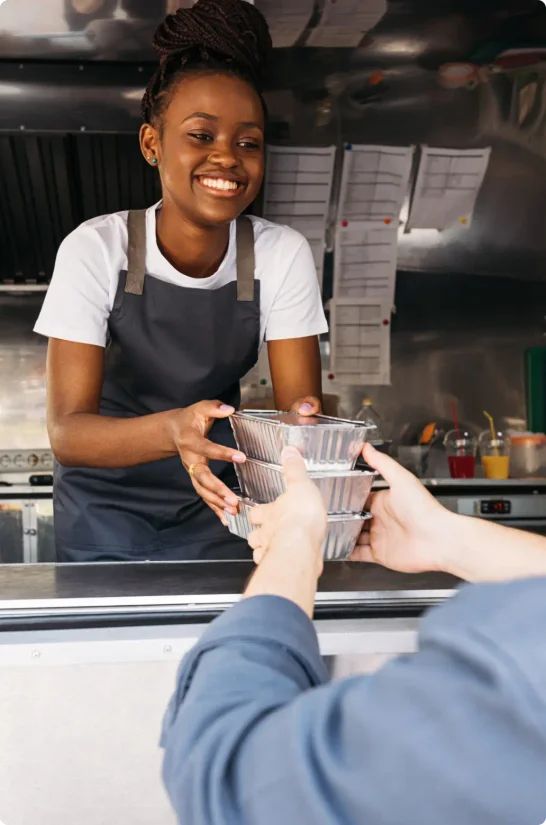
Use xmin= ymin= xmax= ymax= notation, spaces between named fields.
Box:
xmin=35 ymin=0 xmax=328 ymax=562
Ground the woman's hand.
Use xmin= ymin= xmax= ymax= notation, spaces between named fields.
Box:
xmin=352 ymin=444 xmax=454 ymax=574
xmin=289 ymin=396 xmax=322 ymax=416
xmin=247 ymin=446 xmax=327 ymax=575
xmin=165 ymin=401 xmax=246 ymax=525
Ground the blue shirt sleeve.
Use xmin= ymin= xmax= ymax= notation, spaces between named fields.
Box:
xmin=161 ymin=582 xmax=546 ymax=825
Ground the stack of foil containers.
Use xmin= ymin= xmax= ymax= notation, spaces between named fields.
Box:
xmin=227 ymin=411 xmax=375 ymax=561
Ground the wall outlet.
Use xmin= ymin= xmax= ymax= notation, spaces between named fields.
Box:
xmin=0 ymin=449 xmax=53 ymax=474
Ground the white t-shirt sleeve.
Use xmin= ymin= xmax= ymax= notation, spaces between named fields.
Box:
xmin=264 ymin=234 xmax=328 ymax=342
xmin=34 ymin=226 xmax=113 ymax=347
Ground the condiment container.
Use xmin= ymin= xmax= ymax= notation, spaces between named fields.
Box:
xmin=510 ymin=433 xmax=546 ymax=478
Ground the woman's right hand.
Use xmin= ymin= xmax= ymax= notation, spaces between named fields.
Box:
xmin=165 ymin=401 xmax=246 ymax=525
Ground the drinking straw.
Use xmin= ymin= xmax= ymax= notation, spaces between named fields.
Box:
xmin=483 ymin=410 xmax=499 ymax=457
xmin=451 ymin=401 xmax=461 ymax=440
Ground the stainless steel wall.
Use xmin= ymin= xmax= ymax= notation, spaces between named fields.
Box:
xmin=0 ymin=296 xmax=48 ymax=451
xmin=328 ymin=272 xmax=546 ymax=438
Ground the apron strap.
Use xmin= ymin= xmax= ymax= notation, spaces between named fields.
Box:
xmin=125 ymin=210 xmax=255 ymax=299
xmin=125 ymin=209 xmax=147 ymax=295
xmin=236 ymin=216 xmax=255 ymax=302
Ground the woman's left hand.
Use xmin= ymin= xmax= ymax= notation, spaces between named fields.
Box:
xmin=289 ymin=396 xmax=322 ymax=416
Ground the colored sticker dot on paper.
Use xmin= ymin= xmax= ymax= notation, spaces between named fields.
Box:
xmin=384 ymin=218 xmax=392 ymax=225
xmin=342 ymin=220 xmax=349 ymax=227
xmin=328 ymin=373 xmax=335 ymax=380
xmin=382 ymin=319 xmax=390 ymax=326
xmin=345 ymin=143 xmax=353 ymax=151
xmin=260 ymin=379 xmax=267 ymax=385
xmin=460 ymin=217 xmax=468 ymax=224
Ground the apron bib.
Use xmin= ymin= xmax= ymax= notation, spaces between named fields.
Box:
xmin=54 ymin=210 xmax=260 ymax=562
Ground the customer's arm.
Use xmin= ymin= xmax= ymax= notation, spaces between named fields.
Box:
xmin=352 ymin=445 xmax=546 ymax=582
xmin=242 ymin=446 xmax=327 ymax=617
xmin=162 ymin=448 xmax=546 ymax=825
xmin=162 ymin=581 xmax=546 ymax=825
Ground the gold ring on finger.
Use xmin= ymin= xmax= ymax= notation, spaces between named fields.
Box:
xmin=188 ymin=460 xmax=206 ymax=479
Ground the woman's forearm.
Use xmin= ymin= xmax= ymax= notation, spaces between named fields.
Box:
xmin=268 ymin=337 xmax=323 ymax=411
xmin=48 ymin=410 xmax=178 ymax=468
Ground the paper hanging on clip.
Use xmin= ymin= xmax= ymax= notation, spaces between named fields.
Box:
xmin=408 ymin=146 xmax=492 ymax=230
xmin=263 ymin=145 xmax=336 ymax=286
xmin=330 ymin=298 xmax=391 ymax=385
xmin=334 ymin=222 xmax=398 ymax=306
xmin=338 ymin=144 xmax=415 ymax=224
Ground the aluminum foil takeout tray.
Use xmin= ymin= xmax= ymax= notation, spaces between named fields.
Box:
xmin=236 ymin=458 xmax=375 ymax=515
xmin=230 ymin=411 xmax=371 ymax=472
xmin=226 ymin=497 xmax=371 ymax=562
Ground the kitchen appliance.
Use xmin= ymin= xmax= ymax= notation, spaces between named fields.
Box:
xmin=417 ymin=479 xmax=546 ymax=539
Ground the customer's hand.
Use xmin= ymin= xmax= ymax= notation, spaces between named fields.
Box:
xmin=352 ymin=444 xmax=454 ymax=573
xmin=289 ymin=397 xmax=322 ymax=416
xmin=248 ymin=447 xmax=327 ymax=574
xmin=165 ymin=401 xmax=246 ymax=525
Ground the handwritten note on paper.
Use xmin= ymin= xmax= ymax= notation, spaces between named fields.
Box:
xmin=334 ymin=223 xmax=398 ymax=305
xmin=255 ymin=0 xmax=315 ymax=48
xmin=306 ymin=0 xmax=387 ymax=48
xmin=339 ymin=145 xmax=415 ymax=224
xmin=408 ymin=146 xmax=492 ymax=230
xmin=263 ymin=146 xmax=336 ymax=285
xmin=330 ymin=298 xmax=391 ymax=385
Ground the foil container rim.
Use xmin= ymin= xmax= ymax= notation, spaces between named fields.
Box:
xmin=234 ymin=496 xmax=372 ymax=523
xmin=232 ymin=410 xmax=372 ymax=431
xmin=240 ymin=458 xmax=377 ymax=479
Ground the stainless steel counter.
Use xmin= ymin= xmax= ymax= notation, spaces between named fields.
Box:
xmin=0 ymin=561 xmax=447 ymax=825
xmin=0 ymin=561 xmax=458 ymax=628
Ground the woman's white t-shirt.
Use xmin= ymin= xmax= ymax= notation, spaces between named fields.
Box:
xmin=34 ymin=202 xmax=328 ymax=347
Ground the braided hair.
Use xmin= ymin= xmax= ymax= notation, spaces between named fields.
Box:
xmin=142 ymin=0 xmax=272 ymax=126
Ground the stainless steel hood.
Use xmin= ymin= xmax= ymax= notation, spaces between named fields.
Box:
xmin=1 ymin=1 xmax=544 ymax=63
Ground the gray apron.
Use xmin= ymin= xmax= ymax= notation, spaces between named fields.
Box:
xmin=54 ymin=209 xmax=260 ymax=562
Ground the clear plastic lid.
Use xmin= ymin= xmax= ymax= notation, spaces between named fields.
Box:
xmin=237 ymin=411 xmax=363 ymax=428
xmin=511 ymin=433 xmax=546 ymax=446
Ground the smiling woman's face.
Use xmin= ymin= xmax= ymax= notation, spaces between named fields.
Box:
xmin=140 ymin=72 xmax=265 ymax=228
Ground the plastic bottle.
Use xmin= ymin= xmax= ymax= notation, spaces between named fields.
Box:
xmin=355 ymin=399 xmax=382 ymax=443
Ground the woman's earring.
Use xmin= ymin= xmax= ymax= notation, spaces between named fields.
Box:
xmin=147 ymin=156 xmax=158 ymax=164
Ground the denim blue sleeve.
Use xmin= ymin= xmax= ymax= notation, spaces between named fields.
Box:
xmin=161 ymin=582 xmax=546 ymax=825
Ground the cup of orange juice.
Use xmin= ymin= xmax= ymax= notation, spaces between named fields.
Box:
xmin=479 ymin=431 xmax=511 ymax=479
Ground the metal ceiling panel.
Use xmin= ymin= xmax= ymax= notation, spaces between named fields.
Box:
xmin=1 ymin=1 xmax=542 ymax=63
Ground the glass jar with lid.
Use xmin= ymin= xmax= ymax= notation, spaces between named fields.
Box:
xmin=510 ymin=433 xmax=546 ymax=478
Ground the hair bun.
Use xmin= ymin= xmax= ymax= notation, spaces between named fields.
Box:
xmin=153 ymin=0 xmax=272 ymax=89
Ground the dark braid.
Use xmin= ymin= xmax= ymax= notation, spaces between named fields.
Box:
xmin=142 ymin=0 xmax=272 ymax=125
